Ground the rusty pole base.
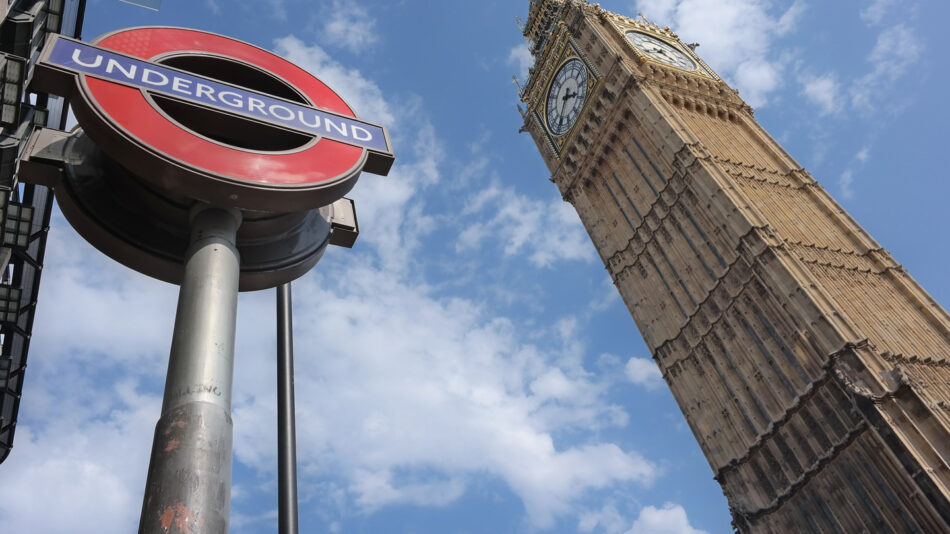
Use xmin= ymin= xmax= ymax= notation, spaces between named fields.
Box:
xmin=139 ymin=402 xmax=233 ymax=534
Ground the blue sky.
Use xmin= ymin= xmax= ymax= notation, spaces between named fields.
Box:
xmin=0 ymin=0 xmax=947 ymax=533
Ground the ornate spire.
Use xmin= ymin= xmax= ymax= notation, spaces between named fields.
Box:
xmin=523 ymin=0 xmax=568 ymax=55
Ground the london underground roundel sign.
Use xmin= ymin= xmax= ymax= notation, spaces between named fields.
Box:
xmin=33 ymin=27 xmax=394 ymax=212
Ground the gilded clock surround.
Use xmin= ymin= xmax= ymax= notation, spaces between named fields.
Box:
xmin=532 ymin=41 xmax=600 ymax=156
xmin=545 ymin=57 xmax=589 ymax=136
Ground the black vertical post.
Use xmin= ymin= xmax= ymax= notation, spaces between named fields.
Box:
xmin=277 ymin=283 xmax=299 ymax=534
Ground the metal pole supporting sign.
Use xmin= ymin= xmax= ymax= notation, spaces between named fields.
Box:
xmin=140 ymin=205 xmax=242 ymax=533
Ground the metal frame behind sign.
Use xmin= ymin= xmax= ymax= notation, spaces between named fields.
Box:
xmin=0 ymin=0 xmax=85 ymax=466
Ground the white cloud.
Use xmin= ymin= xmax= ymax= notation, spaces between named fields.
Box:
xmin=733 ymin=59 xmax=782 ymax=108
xmin=579 ymin=503 xmax=629 ymax=534
xmin=839 ymin=169 xmax=855 ymax=200
xmin=634 ymin=0 xmax=806 ymax=108
xmin=230 ymin=262 xmax=656 ymax=528
xmin=322 ymin=0 xmax=379 ymax=54
xmin=850 ymin=24 xmax=923 ymax=111
xmin=837 ymin=147 xmax=873 ymax=200
xmin=800 ymin=73 xmax=841 ymax=115
xmin=350 ymin=470 xmax=466 ymax=509
xmin=625 ymin=357 xmax=664 ymax=390
xmin=868 ymin=24 xmax=923 ymax=69
xmin=456 ymin=183 xmax=596 ymax=268
xmin=531 ymin=368 xmax=582 ymax=399
xmin=775 ymin=0 xmax=807 ymax=35
xmin=625 ymin=503 xmax=710 ymax=534
xmin=0 ymin=375 xmax=160 ymax=532
xmin=860 ymin=0 xmax=898 ymax=25
xmin=636 ymin=0 xmax=678 ymax=24
xmin=509 ymin=43 xmax=534 ymax=80
xmin=867 ymin=24 xmax=923 ymax=77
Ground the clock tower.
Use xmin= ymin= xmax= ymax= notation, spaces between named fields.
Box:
xmin=519 ymin=1 xmax=950 ymax=532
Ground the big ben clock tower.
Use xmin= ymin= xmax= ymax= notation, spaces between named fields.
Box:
xmin=519 ymin=1 xmax=950 ymax=532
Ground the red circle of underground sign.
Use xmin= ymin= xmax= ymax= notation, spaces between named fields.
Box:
xmin=84 ymin=27 xmax=364 ymax=194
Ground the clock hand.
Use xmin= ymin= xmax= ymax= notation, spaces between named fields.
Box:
xmin=557 ymin=88 xmax=574 ymax=116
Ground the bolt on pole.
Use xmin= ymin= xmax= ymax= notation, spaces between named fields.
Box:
xmin=139 ymin=205 xmax=242 ymax=534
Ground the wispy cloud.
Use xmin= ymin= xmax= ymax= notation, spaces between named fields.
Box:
xmin=321 ymin=0 xmax=379 ymax=54
xmin=800 ymin=72 xmax=842 ymax=115
xmin=509 ymin=43 xmax=533 ymax=80
xmin=456 ymin=183 xmax=597 ymax=268
xmin=579 ymin=502 xmax=629 ymax=533
xmin=850 ymin=24 xmax=923 ymax=112
xmin=839 ymin=169 xmax=855 ymax=200
xmin=856 ymin=146 xmax=871 ymax=163
xmin=625 ymin=357 xmax=664 ymax=390
xmin=838 ymin=146 xmax=873 ymax=200
xmin=860 ymin=0 xmax=899 ymax=25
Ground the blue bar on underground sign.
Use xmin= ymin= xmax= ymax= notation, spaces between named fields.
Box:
xmin=47 ymin=38 xmax=390 ymax=153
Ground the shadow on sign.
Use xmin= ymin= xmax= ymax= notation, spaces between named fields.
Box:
xmin=118 ymin=0 xmax=161 ymax=10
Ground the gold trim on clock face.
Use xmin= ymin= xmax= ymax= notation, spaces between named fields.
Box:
xmin=545 ymin=57 xmax=589 ymax=136
xmin=625 ymin=30 xmax=696 ymax=71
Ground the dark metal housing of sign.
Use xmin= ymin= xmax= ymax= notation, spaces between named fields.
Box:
xmin=25 ymin=128 xmax=340 ymax=290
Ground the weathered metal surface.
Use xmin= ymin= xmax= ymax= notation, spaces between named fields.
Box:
xmin=139 ymin=206 xmax=240 ymax=534
xmin=140 ymin=402 xmax=232 ymax=534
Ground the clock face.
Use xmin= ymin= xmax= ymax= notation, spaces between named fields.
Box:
xmin=625 ymin=31 xmax=696 ymax=71
xmin=546 ymin=58 xmax=588 ymax=136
